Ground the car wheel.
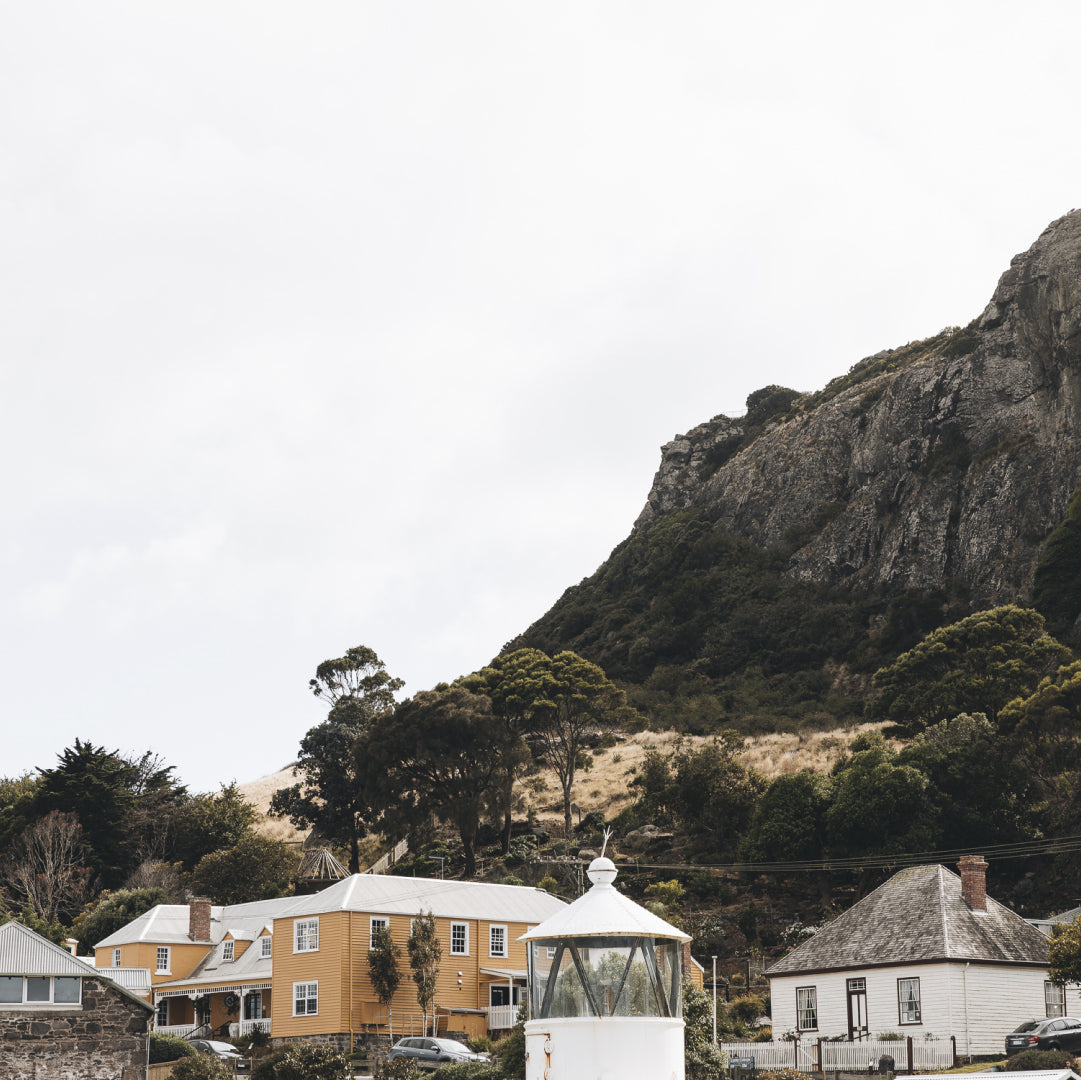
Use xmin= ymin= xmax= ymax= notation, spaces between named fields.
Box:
xmin=1048 ymin=1043 xmax=1060 ymax=1051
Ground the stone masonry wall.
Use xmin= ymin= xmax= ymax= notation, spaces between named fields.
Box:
xmin=0 ymin=976 xmax=150 ymax=1080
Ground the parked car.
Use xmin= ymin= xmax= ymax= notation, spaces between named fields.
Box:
xmin=1005 ymin=1017 xmax=1081 ymax=1055
xmin=388 ymin=1036 xmax=490 ymax=1065
xmin=189 ymin=1039 xmax=251 ymax=1072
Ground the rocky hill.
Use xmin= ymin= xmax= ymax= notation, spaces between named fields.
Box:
xmin=514 ymin=211 xmax=1081 ymax=728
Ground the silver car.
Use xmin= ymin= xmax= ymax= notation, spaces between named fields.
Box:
xmin=387 ymin=1036 xmax=489 ymax=1065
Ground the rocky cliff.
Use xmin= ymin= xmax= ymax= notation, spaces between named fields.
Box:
xmin=514 ymin=212 xmax=1081 ymax=726
xmin=636 ymin=210 xmax=1081 ymax=605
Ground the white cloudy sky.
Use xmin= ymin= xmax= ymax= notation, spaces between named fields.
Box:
xmin=3 ymin=1 xmax=1079 ymax=793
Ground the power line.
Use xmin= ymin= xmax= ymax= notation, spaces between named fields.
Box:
xmin=534 ymin=832 xmax=1081 ymax=875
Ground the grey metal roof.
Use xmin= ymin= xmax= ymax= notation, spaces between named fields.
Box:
xmin=767 ymin=864 xmax=1049 ymax=976
xmin=155 ymin=930 xmax=273 ymax=990
xmin=98 ymin=875 xmax=566 ymax=953
xmin=282 ymin=873 xmax=567 ymax=923
xmin=0 ymin=921 xmax=153 ymax=1011
xmin=95 ymin=896 xmax=297 ymax=949
xmin=0 ymin=920 xmax=102 ymax=977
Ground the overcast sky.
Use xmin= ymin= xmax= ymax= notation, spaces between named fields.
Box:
xmin=3 ymin=1 xmax=1079 ymax=793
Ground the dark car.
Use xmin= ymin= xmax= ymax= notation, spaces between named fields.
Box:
xmin=1005 ymin=1017 xmax=1081 ymax=1055
xmin=387 ymin=1037 xmax=490 ymax=1065
xmin=189 ymin=1039 xmax=251 ymax=1072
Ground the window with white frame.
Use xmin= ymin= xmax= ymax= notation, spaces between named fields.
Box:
xmin=261 ymin=935 xmax=272 ymax=959
xmin=451 ymin=922 xmax=469 ymax=956
xmin=796 ymin=986 xmax=818 ymax=1031
xmin=294 ymin=918 xmax=319 ymax=953
xmin=155 ymin=998 xmax=168 ymax=1026
xmin=293 ymin=981 xmax=318 ymax=1016
xmin=370 ymin=916 xmax=389 ymax=947
xmin=1046 ymin=980 xmax=1067 ymax=1017
xmin=156 ymin=946 xmax=170 ymax=973
xmin=0 ymin=976 xmax=82 ymax=1006
xmin=222 ymin=940 xmax=234 ymax=962
xmin=898 ymin=977 xmax=921 ymax=1024
xmin=489 ymin=924 xmax=508 ymax=958
xmin=113 ymin=948 xmax=121 ymax=968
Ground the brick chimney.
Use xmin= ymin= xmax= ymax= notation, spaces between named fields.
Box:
xmin=958 ymin=855 xmax=988 ymax=911
xmin=189 ymin=897 xmax=212 ymax=942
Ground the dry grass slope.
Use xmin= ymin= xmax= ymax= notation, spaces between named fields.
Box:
xmin=237 ymin=724 xmax=888 ymax=846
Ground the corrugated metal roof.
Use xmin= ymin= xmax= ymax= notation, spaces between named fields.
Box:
xmin=97 ymin=875 xmax=567 ymax=953
xmin=911 ymin=1073 xmax=1079 ymax=1080
xmin=767 ymin=864 xmax=1049 ymax=976
xmin=0 ymin=921 xmax=153 ymax=1011
xmin=520 ymin=859 xmax=689 ymax=942
xmin=0 ymin=920 xmax=101 ymax=977
xmin=283 ymin=873 xmax=567 ymax=923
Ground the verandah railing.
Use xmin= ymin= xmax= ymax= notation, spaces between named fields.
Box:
xmin=722 ymin=1036 xmax=956 ymax=1073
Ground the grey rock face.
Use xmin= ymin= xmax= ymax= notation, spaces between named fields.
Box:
xmin=635 ymin=211 xmax=1081 ymax=604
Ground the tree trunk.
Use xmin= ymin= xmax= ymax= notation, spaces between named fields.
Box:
xmin=562 ymin=776 xmax=574 ymax=841
xmin=501 ymin=775 xmax=514 ymax=855
xmin=349 ymin=834 xmax=360 ymax=875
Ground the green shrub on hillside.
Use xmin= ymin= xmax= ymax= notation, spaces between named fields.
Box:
xmin=149 ymin=1032 xmax=198 ymax=1064
xmin=1004 ymin=1049 xmax=1076 ymax=1071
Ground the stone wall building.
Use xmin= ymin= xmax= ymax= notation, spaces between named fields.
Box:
xmin=0 ymin=919 xmax=153 ymax=1080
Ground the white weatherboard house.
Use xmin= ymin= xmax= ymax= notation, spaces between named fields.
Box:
xmin=521 ymin=855 xmax=689 ymax=1080
xmin=768 ymin=856 xmax=1054 ymax=1058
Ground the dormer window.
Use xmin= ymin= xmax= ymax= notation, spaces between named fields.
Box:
xmin=261 ymin=936 xmax=272 ymax=959
xmin=223 ymin=940 xmax=234 ymax=962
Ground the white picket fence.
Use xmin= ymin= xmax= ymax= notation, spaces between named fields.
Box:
xmin=723 ymin=1036 xmax=955 ymax=1073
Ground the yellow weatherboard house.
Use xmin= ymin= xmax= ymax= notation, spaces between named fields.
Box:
xmin=94 ymin=873 xmax=566 ymax=1053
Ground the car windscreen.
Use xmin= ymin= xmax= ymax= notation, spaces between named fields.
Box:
xmin=437 ymin=1040 xmax=472 ymax=1053
xmin=1011 ymin=1021 xmax=1041 ymax=1033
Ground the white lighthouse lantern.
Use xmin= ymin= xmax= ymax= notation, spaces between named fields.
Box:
xmin=521 ymin=855 xmax=689 ymax=1080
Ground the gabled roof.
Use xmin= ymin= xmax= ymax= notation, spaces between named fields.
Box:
xmin=97 ymin=875 xmax=566 ymax=952
xmin=0 ymin=921 xmax=153 ymax=1011
xmin=767 ymin=864 xmax=1049 ymax=976
xmin=282 ymin=873 xmax=566 ymax=924
xmin=95 ymin=896 xmax=297 ymax=949
xmin=155 ymin=931 xmax=272 ymax=991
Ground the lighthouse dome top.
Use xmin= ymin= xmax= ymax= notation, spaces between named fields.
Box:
xmin=520 ymin=857 xmax=690 ymax=943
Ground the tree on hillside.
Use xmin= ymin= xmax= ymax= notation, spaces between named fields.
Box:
xmin=173 ymin=783 xmax=259 ymax=869
xmin=666 ymin=736 xmax=765 ymax=858
xmin=740 ymin=770 xmax=832 ymax=864
xmin=368 ymin=923 xmax=402 ymax=1041
xmin=72 ymin=886 xmax=170 ymax=953
xmin=826 ymin=736 xmax=938 ymax=857
xmin=527 ymin=650 xmax=632 ymax=838
xmin=408 ymin=911 xmax=441 ymax=1037
xmin=460 ymin=648 xmax=548 ymax=853
xmin=1034 ymin=488 xmax=1081 ymax=639
xmin=867 ymin=605 xmax=1071 ymax=736
xmin=364 ymin=686 xmax=503 ymax=877
xmin=999 ymin=661 xmax=1081 ymax=781
xmin=309 ymin=644 xmax=404 ymax=711
xmin=0 ymin=772 xmax=42 ymax=856
xmin=2 ymin=810 xmax=93 ymax=923
xmin=898 ymin=713 xmax=1028 ymax=850
xmin=1049 ymin=917 xmax=1081 ymax=988
xmin=189 ymin=833 xmax=296 ymax=905
xmin=271 ymin=644 xmax=402 ymax=873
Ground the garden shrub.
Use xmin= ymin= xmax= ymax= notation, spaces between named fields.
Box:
xmin=149 ymin=1031 xmax=197 ymax=1063
xmin=1005 ymin=1049 xmax=1076 ymax=1072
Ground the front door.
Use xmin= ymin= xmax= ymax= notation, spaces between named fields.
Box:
xmin=245 ymin=991 xmax=263 ymax=1020
xmin=847 ymin=978 xmax=868 ymax=1041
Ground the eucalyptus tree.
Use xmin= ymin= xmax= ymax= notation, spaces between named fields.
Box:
xmin=271 ymin=644 xmax=402 ymax=872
